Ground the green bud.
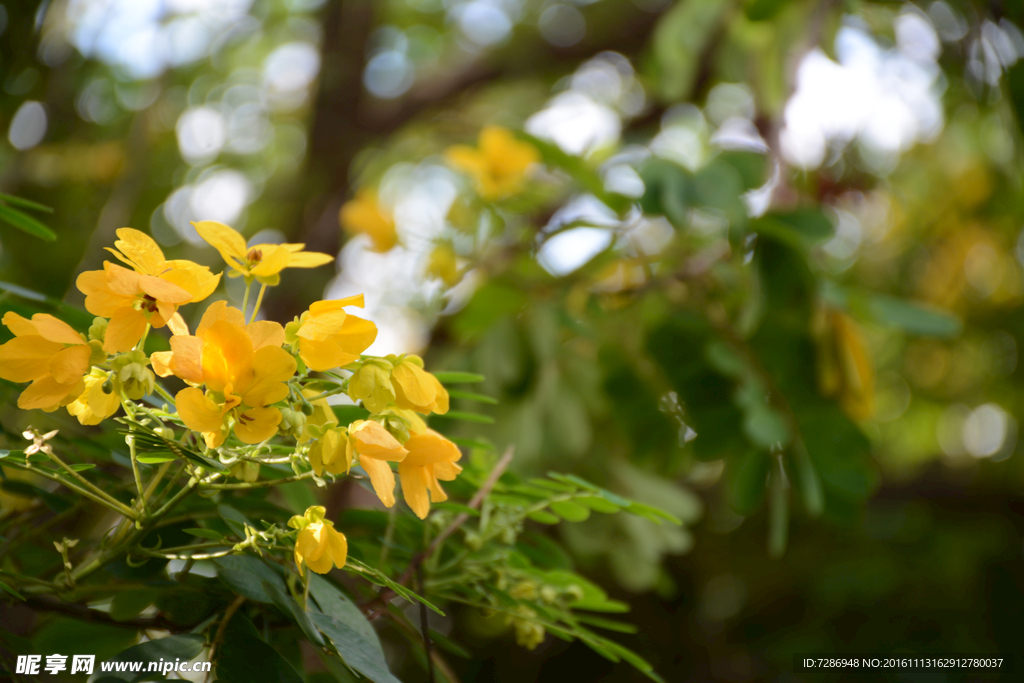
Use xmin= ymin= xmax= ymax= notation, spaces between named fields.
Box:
xmin=101 ymin=379 xmax=114 ymax=394
xmin=88 ymin=317 xmax=108 ymax=343
xmin=277 ymin=408 xmax=307 ymax=439
xmin=284 ymin=318 xmax=302 ymax=345
xmin=349 ymin=363 xmax=395 ymax=413
xmin=230 ymin=460 xmax=260 ymax=483
xmin=87 ymin=340 xmax=106 ymax=364
xmin=117 ymin=362 xmax=155 ymax=400
xmin=154 ymin=426 xmax=175 ymax=441
xmin=540 ymin=586 xmax=558 ymax=604
xmin=300 ymin=400 xmax=314 ymax=416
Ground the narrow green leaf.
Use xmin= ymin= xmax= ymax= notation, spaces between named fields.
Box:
xmin=439 ymin=410 xmax=494 ymax=424
xmin=184 ymin=528 xmax=224 ymax=541
xmin=137 ymin=454 xmax=177 ymax=464
xmin=550 ymin=500 xmax=591 ymax=522
xmin=0 ymin=204 xmax=56 ymax=241
xmin=0 ymin=193 xmax=53 ymax=213
xmin=447 ymin=388 xmax=499 ymax=404
xmin=432 ymin=371 xmax=486 ymax=383
xmin=528 ymin=510 xmax=560 ymax=524
xmin=0 ymin=579 xmax=25 ymax=601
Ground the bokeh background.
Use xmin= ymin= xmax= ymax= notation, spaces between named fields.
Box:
xmin=2 ymin=0 xmax=1024 ymax=681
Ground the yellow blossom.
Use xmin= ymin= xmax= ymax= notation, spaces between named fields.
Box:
xmin=107 ymin=228 xmax=220 ymax=303
xmin=0 ymin=312 xmax=90 ymax=411
xmin=66 ymin=368 xmax=121 ymax=425
xmin=294 ymin=295 xmax=377 ymax=372
xmin=76 ymin=262 xmax=194 ymax=353
xmin=299 ymin=389 xmax=337 ymax=443
xmin=340 ymin=189 xmax=398 ymax=253
xmin=192 ymin=220 xmax=333 ymax=285
xmin=398 ymin=429 xmax=462 ymax=519
xmin=427 ymin=244 xmax=460 ymax=286
xmin=390 ymin=355 xmax=449 ymax=415
xmin=289 ymin=505 xmax=347 ymax=575
xmin=445 ymin=126 xmax=539 ymax=200
xmin=152 ymin=302 xmax=296 ymax=447
xmin=350 ymin=420 xmax=407 ymax=507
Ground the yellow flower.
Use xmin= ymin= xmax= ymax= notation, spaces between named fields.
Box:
xmin=76 ymin=262 xmax=194 ymax=353
xmin=66 ymin=368 xmax=121 ymax=425
xmin=350 ymin=420 xmax=407 ymax=507
xmin=390 ymin=356 xmax=449 ymax=415
xmin=192 ymin=221 xmax=333 ymax=286
xmin=107 ymin=228 xmax=221 ymax=303
xmin=340 ymin=189 xmax=398 ymax=252
xmin=0 ymin=312 xmax=90 ymax=411
xmin=294 ymin=296 xmax=377 ymax=372
xmin=445 ymin=126 xmax=539 ymax=200
xmin=152 ymin=302 xmax=296 ymax=448
xmin=289 ymin=505 xmax=347 ymax=575
xmin=299 ymin=389 xmax=337 ymax=443
xmin=398 ymin=429 xmax=462 ymax=519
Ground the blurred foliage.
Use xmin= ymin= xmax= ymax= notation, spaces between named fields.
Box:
xmin=1 ymin=0 xmax=1024 ymax=681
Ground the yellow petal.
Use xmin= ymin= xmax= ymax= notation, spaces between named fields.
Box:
xmin=2 ymin=311 xmax=38 ymax=337
xmin=297 ymin=525 xmax=330 ymax=572
xmin=103 ymin=262 xmax=145 ymax=297
xmin=77 ymin=269 xmax=128 ymax=317
xmin=287 ymin=250 xmax=334 ymax=268
xmin=297 ymin=338 xmax=346 ymax=373
xmin=297 ymin=309 xmax=349 ymax=342
xmin=151 ymin=351 xmax=174 ymax=378
xmin=197 ymin=301 xmax=247 ymax=337
xmin=324 ymin=524 xmax=348 ymax=569
xmin=201 ymin=320 xmax=254 ymax=392
xmin=249 ymin=245 xmax=292 ymax=278
xmin=166 ymin=312 xmax=189 ymax=336
xmin=67 ymin=373 xmax=121 ymax=425
xmin=48 ymin=345 xmax=91 ymax=385
xmin=0 ymin=336 xmax=64 ymax=382
xmin=351 ymin=420 xmax=408 ymax=461
xmin=30 ymin=314 xmax=84 ymax=345
xmin=398 ymin=464 xmax=430 ymax=519
xmin=138 ymin=273 xmax=192 ymax=305
xmin=19 ymin=375 xmax=83 ymax=411
xmin=425 ymin=467 xmax=449 ymax=504
xmin=310 ymin=294 xmax=365 ymax=313
xmin=360 ymin=456 xmax=396 ymax=507
xmin=235 ymin=406 xmax=281 ymax=444
xmin=111 ymin=228 xmax=166 ymax=275
xmin=168 ymin=335 xmax=205 ymax=384
xmin=403 ymin=429 xmax=461 ymax=468
xmin=193 ymin=221 xmax=248 ymax=264
xmin=392 ymin=362 xmax=437 ymax=410
xmin=246 ymin=321 xmax=285 ymax=350
xmin=162 ymin=259 xmax=222 ymax=302
xmin=340 ymin=192 xmax=397 ymax=253
xmin=427 ymin=373 xmax=449 ymax=415
xmin=176 ymin=387 xmax=225 ymax=435
xmin=333 ymin=314 xmax=377 ymax=358
xmin=238 ymin=346 xmax=295 ymax=407
xmin=103 ymin=308 xmax=148 ymax=354
xmin=433 ymin=460 xmax=463 ymax=481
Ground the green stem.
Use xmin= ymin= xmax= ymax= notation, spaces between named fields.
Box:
xmin=202 ymin=470 xmax=314 ymax=490
xmin=154 ymin=383 xmax=176 ymax=406
xmin=305 ymin=384 xmax=349 ymax=403
xmin=135 ymin=324 xmax=151 ymax=352
xmin=126 ymin=434 xmax=147 ymax=517
xmin=241 ymin=278 xmax=253 ymax=318
xmin=250 ymin=283 xmax=268 ymax=323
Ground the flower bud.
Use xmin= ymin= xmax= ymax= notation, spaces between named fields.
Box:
xmin=154 ymin=426 xmax=175 ymax=441
xmin=230 ymin=460 xmax=260 ymax=483
xmin=277 ymin=407 xmax=307 ymax=439
xmin=348 ymin=362 xmax=395 ymax=413
xmin=87 ymin=340 xmax=106 ymax=364
xmin=284 ymin=318 xmax=302 ymax=345
xmin=118 ymin=363 xmax=155 ymax=400
xmin=88 ymin=317 xmax=108 ymax=343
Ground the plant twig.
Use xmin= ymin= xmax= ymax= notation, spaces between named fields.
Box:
xmin=207 ymin=594 xmax=246 ymax=683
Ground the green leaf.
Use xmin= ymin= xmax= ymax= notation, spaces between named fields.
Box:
xmin=308 ymin=574 xmax=386 ymax=662
xmin=310 ymin=612 xmax=403 ymax=683
xmin=654 ymin=0 xmax=731 ymax=101
xmin=109 ymin=590 xmax=154 ymax=622
xmin=215 ymin=555 xmax=288 ymax=604
xmin=742 ymin=404 xmax=791 ymax=449
xmin=754 ymin=209 xmax=834 ymax=246
xmin=103 ymin=635 xmax=205 ymax=681
xmin=432 ymin=371 xmax=486 ymax=384
xmin=136 ymin=454 xmax=177 ymax=464
xmin=528 ymin=510 xmax=561 ymax=524
xmin=550 ymin=500 xmax=591 ymax=522
xmin=216 ymin=615 xmax=303 ymax=683
xmin=217 ymin=504 xmax=250 ymax=538
xmin=344 ymin=558 xmax=444 ymax=616
xmin=438 ymin=410 xmax=494 ymax=424
xmin=0 ymin=579 xmax=25 ymax=601
xmin=576 ymin=496 xmax=622 ymax=514
xmin=625 ymin=502 xmax=682 ymax=526
xmin=573 ymin=614 xmax=639 ymax=633
xmin=867 ymin=295 xmax=961 ymax=338
xmin=446 ymin=388 xmax=498 ymax=404
xmin=0 ymin=193 xmax=53 ymax=213
xmin=262 ymin=580 xmax=324 ymax=646
xmin=0 ymin=203 xmax=56 ymax=241
xmin=32 ymin=619 xmax=137 ymax=663
xmin=332 ymin=404 xmax=371 ymax=424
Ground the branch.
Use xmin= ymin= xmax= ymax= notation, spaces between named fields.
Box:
xmin=24 ymin=596 xmax=182 ymax=631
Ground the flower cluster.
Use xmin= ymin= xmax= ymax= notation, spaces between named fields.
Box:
xmin=0 ymin=223 xmax=463 ymax=574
